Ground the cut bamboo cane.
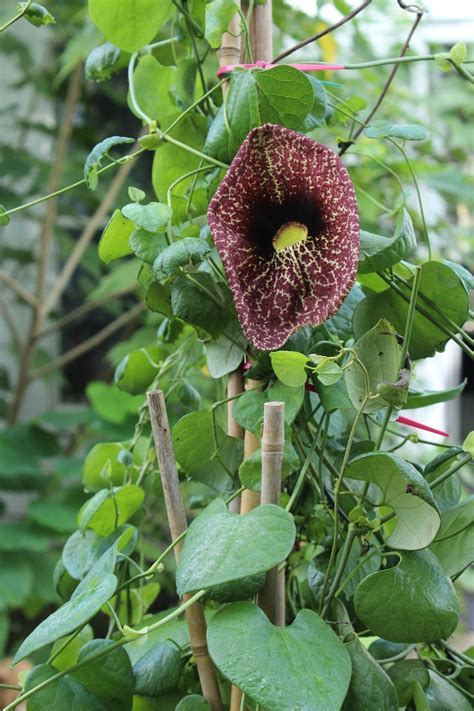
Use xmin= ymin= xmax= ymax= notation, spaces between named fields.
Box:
xmin=240 ymin=377 xmax=263 ymax=513
xmin=258 ymin=401 xmax=286 ymax=625
xmin=147 ymin=391 xmax=223 ymax=711
xmin=217 ymin=0 xmax=242 ymax=98
xmin=227 ymin=368 xmax=244 ymax=512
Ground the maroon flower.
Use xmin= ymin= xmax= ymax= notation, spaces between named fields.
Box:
xmin=207 ymin=124 xmax=360 ymax=350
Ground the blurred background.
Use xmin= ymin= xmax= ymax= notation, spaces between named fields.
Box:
xmin=0 ymin=0 xmax=472 ymax=663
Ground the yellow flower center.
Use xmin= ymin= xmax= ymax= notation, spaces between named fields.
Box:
xmin=272 ymin=221 xmax=308 ymax=252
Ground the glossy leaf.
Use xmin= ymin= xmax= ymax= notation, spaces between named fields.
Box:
xmin=354 ymin=550 xmax=459 ymax=643
xmin=205 ymin=0 xmax=239 ymax=48
xmin=24 ymin=639 xmax=134 ymax=710
xmin=353 ymin=262 xmax=469 ymax=360
xmin=14 ymin=575 xmax=117 ymax=662
xmin=84 ymin=136 xmax=134 ymax=190
xmin=89 ymin=0 xmax=173 ymax=53
xmin=386 ymin=660 xmax=430 ymax=706
xmin=404 ymin=379 xmax=466 ymax=409
xmin=98 ymin=209 xmax=134 ymax=263
xmin=208 ymin=602 xmax=351 ymax=710
xmin=233 ymin=380 xmax=304 ymax=433
xmin=122 ymin=201 xmax=172 ymax=233
xmin=85 ymin=42 xmax=124 ymax=83
xmin=358 ymin=209 xmax=416 ymax=274
xmin=345 ymin=318 xmax=404 ymax=413
xmin=342 ymin=635 xmax=398 ymax=711
xmin=270 ymin=350 xmax=308 ymax=388
xmin=424 ymin=448 xmax=463 ymax=512
xmin=365 ymin=121 xmax=427 ymax=141
xmin=172 ymin=411 xmax=241 ymax=491
xmin=346 ymin=452 xmax=440 ymax=549
xmin=153 ymin=237 xmax=211 ymax=276
xmin=114 ymin=345 xmax=160 ymax=395
xmin=131 ymin=55 xmax=177 ymax=123
xmin=430 ymin=498 xmax=474 ymax=576
xmin=176 ymin=499 xmax=295 ymax=594
xmin=424 ymin=670 xmax=471 ymax=710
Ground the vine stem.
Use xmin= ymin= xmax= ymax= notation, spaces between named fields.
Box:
xmin=430 ymin=452 xmax=472 ymax=489
xmin=0 ymin=0 xmax=32 ymax=32
xmin=340 ymin=12 xmax=423 ymax=155
xmin=321 ymin=526 xmax=358 ymax=618
xmin=374 ymin=265 xmax=422 ymax=451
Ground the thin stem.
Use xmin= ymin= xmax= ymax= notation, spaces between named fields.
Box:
xmin=430 ymin=453 xmax=471 ymax=490
xmin=285 ymin=434 xmax=319 ymax=512
xmin=341 ymin=13 xmax=423 ymax=154
xmin=272 ymin=0 xmax=372 ymax=63
xmin=387 ymin=137 xmax=432 ymax=258
xmin=378 ymin=644 xmax=417 ymax=664
xmin=128 ymin=53 xmax=153 ymax=125
xmin=321 ymin=527 xmax=358 ymax=617
xmin=165 ymin=81 xmax=224 ymax=136
xmin=439 ymin=641 xmax=474 ymax=668
xmin=0 ymin=269 xmax=36 ymax=306
xmin=0 ymin=0 xmax=32 ymax=32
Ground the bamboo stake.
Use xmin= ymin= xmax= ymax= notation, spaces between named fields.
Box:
xmin=147 ymin=391 xmax=223 ymax=711
xmin=217 ymin=0 xmax=242 ymax=98
xmin=240 ymin=377 xmax=264 ymax=513
xmin=258 ymin=402 xmax=286 ymax=625
xmin=227 ymin=369 xmax=244 ymax=512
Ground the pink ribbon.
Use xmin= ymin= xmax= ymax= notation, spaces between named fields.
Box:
xmin=217 ymin=61 xmax=345 ymax=78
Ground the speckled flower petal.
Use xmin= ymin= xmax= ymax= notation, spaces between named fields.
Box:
xmin=208 ymin=123 xmax=360 ymax=350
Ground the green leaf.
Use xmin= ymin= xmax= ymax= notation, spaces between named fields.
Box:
xmin=208 ymin=602 xmax=351 ymax=710
xmin=270 ymin=350 xmax=308 ymax=388
xmin=449 ymin=41 xmax=467 ymax=67
xmin=122 ymin=201 xmax=172 ymax=232
xmin=302 ymin=75 xmax=328 ymax=131
xmin=88 ymin=0 xmax=173 ymax=53
xmin=404 ymin=379 xmax=466 ymax=409
xmin=82 ymin=440 xmax=141 ymax=492
xmin=365 ymin=121 xmax=427 ymax=141
xmin=317 ymin=360 xmax=344 ymax=386
xmin=85 ymin=42 xmax=124 ymax=82
xmin=172 ymin=411 xmax=241 ymax=492
xmin=0 ymin=205 xmax=10 ymax=225
xmin=354 ymin=550 xmax=459 ymax=643
xmin=146 ymin=282 xmax=173 ymax=317
xmin=14 ymin=575 xmax=117 ymax=662
xmin=203 ymin=326 xmax=247 ymax=378
xmin=86 ymin=381 xmax=143 ymax=425
xmin=434 ymin=52 xmax=453 ymax=72
xmin=24 ymin=639 xmax=134 ymax=710
xmin=176 ymin=696 xmax=210 ymax=711
xmin=359 ymin=209 xmax=416 ymax=274
xmin=430 ymin=498 xmax=474 ymax=576
xmin=0 ymin=553 xmax=32 ymax=608
xmin=87 ymin=260 xmax=138 ymax=302
xmin=353 ymin=262 xmax=469 ymax=360
xmin=98 ymin=209 xmax=134 ymax=263
xmin=171 ymin=273 xmax=230 ymax=337
xmin=28 ymin=487 xmax=86 ymax=533
xmin=325 ymin=284 xmax=365 ymax=341
xmin=0 ymin=522 xmax=51 ymax=553
xmin=233 ymin=380 xmax=304 ymax=433
xmin=154 ymin=238 xmax=211 ymax=275
xmin=386 ymin=660 xmax=430 ymax=706
xmin=176 ymin=499 xmax=295 ymax=594
xmin=346 ymin=452 xmax=440 ymax=550
xmin=205 ymin=0 xmax=239 ymax=48
xmin=130 ymin=229 xmax=167 ymax=264
xmin=205 ymin=67 xmax=314 ymax=161
xmin=84 ymin=136 xmax=134 ymax=190
xmin=463 ymin=430 xmax=474 ymax=456
xmin=131 ymin=55 xmax=177 ymax=123
xmin=424 ymin=670 xmax=471 ymax=710
xmin=49 ymin=625 xmax=94 ymax=672
xmin=424 ymin=448 xmax=463 ymax=512
xmin=19 ymin=2 xmax=55 ymax=27
xmin=152 ymin=115 xmax=207 ymax=202
xmin=239 ymin=439 xmax=299 ymax=491
xmin=342 ymin=635 xmax=398 ymax=711
xmin=62 ymin=526 xmax=135 ymax=581
xmin=206 ymin=572 xmax=266 ymax=603
xmin=78 ymin=485 xmax=145 ymax=536
xmin=345 ymin=318 xmax=404 ymax=413
xmin=114 ymin=345 xmax=160 ymax=395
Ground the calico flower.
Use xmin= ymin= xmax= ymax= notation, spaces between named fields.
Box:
xmin=207 ymin=124 xmax=359 ymax=350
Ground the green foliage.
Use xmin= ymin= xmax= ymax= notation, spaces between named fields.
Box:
xmin=84 ymin=136 xmax=135 ymax=190
xmin=88 ymin=0 xmax=173 ymax=52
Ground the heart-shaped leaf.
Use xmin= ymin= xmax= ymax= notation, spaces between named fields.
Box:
xmin=176 ymin=499 xmax=295 ymax=595
xmin=354 ymin=550 xmax=459 ymax=643
xmin=342 ymin=635 xmax=398 ymax=711
xmin=153 ymin=237 xmax=211 ymax=276
xmin=98 ymin=209 xmax=134 ymax=263
xmin=270 ymin=350 xmax=309 ymax=388
xmin=359 ymin=209 xmax=416 ymax=274
xmin=346 ymin=452 xmax=440 ymax=549
xmin=233 ymin=380 xmax=304 ymax=433
xmin=24 ymin=639 xmax=134 ymax=710
xmin=345 ymin=319 xmax=404 ymax=413
xmin=14 ymin=574 xmax=117 ymax=662
xmin=207 ymin=602 xmax=351 ymax=710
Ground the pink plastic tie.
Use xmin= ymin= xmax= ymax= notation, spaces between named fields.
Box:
xmin=217 ymin=62 xmax=345 ymax=78
xmin=394 ymin=416 xmax=449 ymax=438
